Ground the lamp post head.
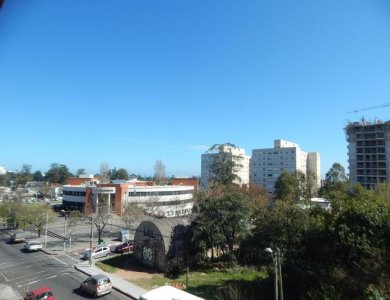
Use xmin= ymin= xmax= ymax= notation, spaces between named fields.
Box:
xmin=264 ymin=247 xmax=273 ymax=254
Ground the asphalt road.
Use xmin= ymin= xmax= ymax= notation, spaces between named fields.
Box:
xmin=0 ymin=231 xmax=131 ymax=300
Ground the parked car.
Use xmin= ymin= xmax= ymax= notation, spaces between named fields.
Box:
xmin=81 ymin=246 xmax=111 ymax=260
xmin=80 ymin=274 xmax=112 ymax=298
xmin=24 ymin=286 xmax=56 ymax=300
xmin=24 ymin=240 xmax=43 ymax=252
xmin=118 ymin=229 xmax=130 ymax=242
xmin=9 ymin=231 xmax=26 ymax=243
xmin=113 ymin=240 xmax=134 ymax=254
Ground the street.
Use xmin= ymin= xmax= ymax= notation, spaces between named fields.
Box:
xmin=0 ymin=230 xmax=132 ymax=300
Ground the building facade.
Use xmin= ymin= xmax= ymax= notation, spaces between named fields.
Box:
xmin=251 ymin=139 xmax=321 ymax=196
xmin=62 ymin=177 xmax=195 ymax=218
xmin=345 ymin=119 xmax=390 ymax=189
xmin=200 ymin=146 xmax=250 ymax=189
xmin=0 ymin=165 xmax=6 ymax=175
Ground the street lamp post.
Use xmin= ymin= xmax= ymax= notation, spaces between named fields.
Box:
xmin=265 ymin=247 xmax=283 ymax=300
xmin=89 ymin=215 xmax=94 ymax=267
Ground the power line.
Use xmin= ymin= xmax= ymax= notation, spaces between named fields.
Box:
xmin=346 ymin=102 xmax=390 ymax=114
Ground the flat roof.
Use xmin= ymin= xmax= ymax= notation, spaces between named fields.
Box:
xmin=139 ymin=285 xmax=205 ymax=300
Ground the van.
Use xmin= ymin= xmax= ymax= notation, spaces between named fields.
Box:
xmin=118 ymin=229 xmax=130 ymax=242
xmin=9 ymin=231 xmax=26 ymax=243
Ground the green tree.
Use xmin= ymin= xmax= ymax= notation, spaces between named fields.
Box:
xmin=32 ymin=170 xmax=44 ymax=181
xmin=110 ymin=168 xmax=129 ymax=180
xmin=15 ymin=164 xmax=33 ymax=186
xmin=274 ymin=171 xmax=308 ymax=202
xmin=75 ymin=168 xmax=86 ymax=177
xmin=192 ymin=191 xmax=251 ymax=258
xmin=17 ymin=203 xmax=56 ymax=237
xmin=207 ymin=143 xmax=243 ymax=187
xmin=45 ymin=163 xmax=72 ymax=184
xmin=319 ymin=162 xmax=349 ymax=199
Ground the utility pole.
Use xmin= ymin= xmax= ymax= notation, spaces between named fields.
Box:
xmin=63 ymin=214 xmax=67 ymax=251
xmin=277 ymin=248 xmax=283 ymax=300
xmin=44 ymin=210 xmax=48 ymax=247
xmin=69 ymin=229 xmax=72 ymax=250
xmin=89 ymin=215 xmax=93 ymax=266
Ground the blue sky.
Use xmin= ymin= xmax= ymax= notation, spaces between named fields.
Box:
xmin=1 ymin=0 xmax=390 ymax=177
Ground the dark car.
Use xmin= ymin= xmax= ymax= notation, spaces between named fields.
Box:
xmin=113 ymin=241 xmax=134 ymax=254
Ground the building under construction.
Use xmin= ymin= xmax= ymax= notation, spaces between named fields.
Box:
xmin=345 ymin=119 xmax=390 ymax=189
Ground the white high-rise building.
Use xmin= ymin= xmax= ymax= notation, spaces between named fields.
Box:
xmin=201 ymin=146 xmax=250 ymax=189
xmin=251 ymin=139 xmax=321 ymax=196
xmin=0 ymin=165 xmax=6 ymax=175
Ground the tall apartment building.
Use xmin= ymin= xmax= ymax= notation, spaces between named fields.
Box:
xmin=345 ymin=119 xmax=390 ymax=189
xmin=251 ymin=139 xmax=321 ymax=196
xmin=201 ymin=146 xmax=250 ymax=189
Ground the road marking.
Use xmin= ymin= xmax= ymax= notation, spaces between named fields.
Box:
xmin=51 ymin=256 xmax=67 ymax=265
xmin=0 ymin=260 xmax=27 ymax=267
xmin=16 ymin=271 xmax=71 ymax=288
xmin=18 ymin=279 xmax=39 ymax=288
xmin=10 ymin=271 xmax=46 ymax=281
xmin=0 ymin=272 xmax=9 ymax=282
xmin=64 ymin=253 xmax=80 ymax=262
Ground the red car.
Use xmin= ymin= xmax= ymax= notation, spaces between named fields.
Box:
xmin=24 ymin=286 xmax=56 ymax=300
xmin=113 ymin=241 xmax=134 ymax=254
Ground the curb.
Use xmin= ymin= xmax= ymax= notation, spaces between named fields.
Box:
xmin=74 ymin=262 xmax=138 ymax=300
xmin=40 ymin=248 xmax=58 ymax=255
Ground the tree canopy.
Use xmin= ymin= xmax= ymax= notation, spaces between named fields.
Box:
xmin=192 ymin=189 xmax=251 ymax=258
xmin=274 ymin=171 xmax=308 ymax=202
xmin=319 ymin=162 xmax=349 ymax=199
xmin=44 ymin=163 xmax=72 ymax=184
xmin=207 ymin=143 xmax=243 ymax=187
xmin=110 ymin=168 xmax=129 ymax=180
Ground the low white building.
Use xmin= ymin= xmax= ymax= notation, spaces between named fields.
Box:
xmin=125 ymin=185 xmax=194 ymax=218
xmin=62 ymin=181 xmax=195 ymax=218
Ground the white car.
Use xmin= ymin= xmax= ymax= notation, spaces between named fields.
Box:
xmin=24 ymin=241 xmax=43 ymax=252
xmin=81 ymin=246 xmax=111 ymax=260
xmin=80 ymin=274 xmax=112 ymax=298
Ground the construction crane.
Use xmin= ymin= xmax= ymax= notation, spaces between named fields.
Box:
xmin=347 ymin=102 xmax=390 ymax=114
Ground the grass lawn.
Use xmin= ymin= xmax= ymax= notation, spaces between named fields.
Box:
xmin=96 ymin=255 xmax=269 ymax=300
xmin=131 ymin=269 xmax=267 ymax=300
